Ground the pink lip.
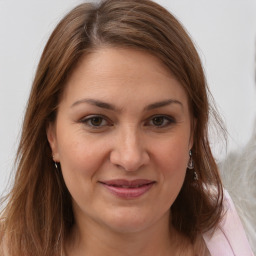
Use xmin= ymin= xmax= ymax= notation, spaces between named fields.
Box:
xmin=99 ymin=179 xmax=155 ymax=199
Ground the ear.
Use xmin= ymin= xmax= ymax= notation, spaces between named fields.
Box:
xmin=189 ymin=118 xmax=197 ymax=150
xmin=46 ymin=122 xmax=60 ymax=162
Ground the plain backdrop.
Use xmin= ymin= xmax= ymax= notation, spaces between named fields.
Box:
xmin=1 ymin=0 xmax=256 ymax=196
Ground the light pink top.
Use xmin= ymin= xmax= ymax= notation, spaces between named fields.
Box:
xmin=203 ymin=190 xmax=254 ymax=256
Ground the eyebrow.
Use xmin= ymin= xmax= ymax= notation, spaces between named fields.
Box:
xmin=144 ymin=99 xmax=183 ymax=111
xmin=71 ymin=98 xmax=183 ymax=111
xmin=71 ymin=98 xmax=118 ymax=111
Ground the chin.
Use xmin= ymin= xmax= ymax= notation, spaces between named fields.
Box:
xmin=101 ymin=208 xmax=155 ymax=234
xmin=101 ymin=205 xmax=169 ymax=235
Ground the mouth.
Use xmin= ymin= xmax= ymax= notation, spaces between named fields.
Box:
xmin=99 ymin=179 xmax=156 ymax=199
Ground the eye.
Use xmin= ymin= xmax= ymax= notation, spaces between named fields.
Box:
xmin=80 ymin=115 xmax=112 ymax=128
xmin=146 ymin=115 xmax=175 ymax=128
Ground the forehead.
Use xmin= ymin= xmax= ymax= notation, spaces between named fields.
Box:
xmin=61 ymin=47 xmax=189 ymax=109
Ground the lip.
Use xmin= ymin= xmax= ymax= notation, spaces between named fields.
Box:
xmin=99 ymin=179 xmax=155 ymax=199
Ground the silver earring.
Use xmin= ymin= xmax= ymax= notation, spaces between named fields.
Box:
xmin=52 ymin=155 xmax=58 ymax=170
xmin=187 ymin=150 xmax=194 ymax=169
xmin=187 ymin=150 xmax=198 ymax=180
xmin=193 ymin=170 xmax=198 ymax=180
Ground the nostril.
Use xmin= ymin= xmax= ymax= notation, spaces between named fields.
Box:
xmin=109 ymin=132 xmax=150 ymax=171
xmin=110 ymin=149 xmax=150 ymax=172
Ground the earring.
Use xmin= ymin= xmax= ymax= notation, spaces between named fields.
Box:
xmin=187 ymin=150 xmax=198 ymax=181
xmin=52 ymin=155 xmax=58 ymax=170
xmin=187 ymin=150 xmax=194 ymax=169
xmin=193 ymin=170 xmax=198 ymax=180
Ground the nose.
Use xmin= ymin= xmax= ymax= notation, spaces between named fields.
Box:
xmin=110 ymin=126 xmax=150 ymax=172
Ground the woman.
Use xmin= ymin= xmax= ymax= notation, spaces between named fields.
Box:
xmin=0 ymin=0 xmax=253 ymax=255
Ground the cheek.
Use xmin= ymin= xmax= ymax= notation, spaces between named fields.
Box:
xmin=153 ymin=135 xmax=189 ymax=173
xmin=56 ymin=131 xmax=108 ymax=194
xmin=159 ymin=146 xmax=188 ymax=184
xmin=57 ymin=139 xmax=109 ymax=214
xmin=57 ymin=126 xmax=104 ymax=169
xmin=152 ymin=137 xmax=189 ymax=202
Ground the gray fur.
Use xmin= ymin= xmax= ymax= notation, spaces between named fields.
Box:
xmin=219 ymin=119 xmax=256 ymax=254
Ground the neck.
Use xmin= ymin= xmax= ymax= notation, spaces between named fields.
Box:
xmin=65 ymin=211 xmax=193 ymax=256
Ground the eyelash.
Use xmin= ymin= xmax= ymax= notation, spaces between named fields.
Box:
xmin=145 ymin=115 xmax=175 ymax=128
xmin=79 ymin=114 xmax=175 ymax=129
xmin=80 ymin=115 xmax=113 ymax=129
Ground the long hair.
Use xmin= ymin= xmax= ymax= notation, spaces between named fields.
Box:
xmin=0 ymin=0 xmax=224 ymax=255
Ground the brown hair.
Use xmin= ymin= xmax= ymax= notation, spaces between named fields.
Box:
xmin=0 ymin=0 xmax=224 ymax=255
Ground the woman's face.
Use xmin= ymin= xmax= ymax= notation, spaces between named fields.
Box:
xmin=47 ymin=47 xmax=193 ymax=234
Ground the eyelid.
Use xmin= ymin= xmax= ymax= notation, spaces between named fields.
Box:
xmin=79 ymin=114 xmax=113 ymax=128
xmin=145 ymin=114 xmax=176 ymax=128
xmin=78 ymin=114 xmax=175 ymax=129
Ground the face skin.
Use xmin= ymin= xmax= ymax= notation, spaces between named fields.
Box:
xmin=47 ymin=47 xmax=194 ymax=254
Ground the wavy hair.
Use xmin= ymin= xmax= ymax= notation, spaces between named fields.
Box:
xmin=0 ymin=0 xmax=224 ymax=255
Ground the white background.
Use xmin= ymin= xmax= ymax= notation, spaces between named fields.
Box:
xmin=1 ymin=0 xmax=256 ymax=196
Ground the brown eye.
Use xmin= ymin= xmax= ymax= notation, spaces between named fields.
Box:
xmin=146 ymin=115 xmax=175 ymax=128
xmin=81 ymin=115 xmax=111 ymax=129
xmin=90 ymin=117 xmax=103 ymax=126
xmin=152 ymin=116 xmax=165 ymax=126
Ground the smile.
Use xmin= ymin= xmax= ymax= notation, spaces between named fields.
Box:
xmin=99 ymin=179 xmax=156 ymax=199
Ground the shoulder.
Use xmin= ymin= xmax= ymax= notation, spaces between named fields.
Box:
xmin=203 ymin=190 xmax=254 ymax=256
